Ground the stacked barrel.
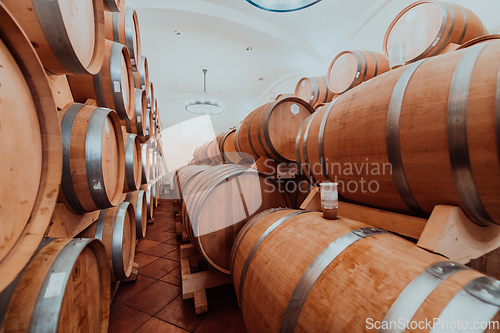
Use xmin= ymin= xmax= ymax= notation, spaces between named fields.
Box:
xmin=0 ymin=1 xmax=164 ymax=331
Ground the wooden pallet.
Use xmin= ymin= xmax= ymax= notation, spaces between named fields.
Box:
xmin=176 ymin=221 xmax=188 ymax=242
xmin=180 ymin=244 xmax=232 ymax=314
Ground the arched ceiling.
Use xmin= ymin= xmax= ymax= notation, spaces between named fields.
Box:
xmin=128 ymin=0 xmax=500 ymax=134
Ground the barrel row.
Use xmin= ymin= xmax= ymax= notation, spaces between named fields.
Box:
xmin=273 ymin=1 xmax=488 ymax=108
xmin=231 ymin=209 xmax=500 ymax=333
xmin=174 ymin=165 xmax=290 ymax=274
xmin=297 ymin=39 xmax=500 ymax=227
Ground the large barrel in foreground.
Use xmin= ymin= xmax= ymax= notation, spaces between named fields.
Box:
xmin=298 ymin=41 xmax=500 ymax=226
xmin=181 ymin=165 xmax=289 ymax=274
xmin=0 ymin=238 xmax=110 ymax=333
xmin=2 ymin=0 xmax=105 ymax=75
xmin=59 ymin=103 xmax=125 ymax=214
xmin=235 ymin=97 xmax=314 ymax=163
xmin=231 ymin=209 xmax=500 ymax=333
xmin=0 ymin=3 xmax=63 ymax=292
xmin=383 ymin=0 xmax=487 ymax=67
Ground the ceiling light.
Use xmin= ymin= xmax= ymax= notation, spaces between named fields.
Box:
xmin=259 ymin=77 xmax=265 ymax=81
xmin=246 ymin=0 xmax=322 ymax=12
xmin=246 ymin=47 xmax=253 ymax=51
xmin=174 ymin=31 xmax=182 ymax=36
xmin=185 ymin=69 xmax=224 ymax=115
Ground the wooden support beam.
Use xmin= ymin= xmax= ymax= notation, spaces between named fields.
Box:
xmin=182 ymin=269 xmax=232 ymax=300
xmin=45 ymin=203 xmax=100 ymax=238
xmin=299 ymin=187 xmax=321 ymax=211
xmin=194 ymin=290 xmax=208 ymax=314
xmin=180 ymin=244 xmax=199 ymax=259
xmin=121 ymin=263 xmax=140 ymax=283
xmin=417 ymin=205 xmax=500 ymax=264
xmin=176 ymin=221 xmax=184 ymax=236
xmin=338 ymin=201 xmax=427 ymax=240
xmin=175 ymin=213 xmax=181 ymax=222
xmin=45 ymin=73 xmax=73 ymax=111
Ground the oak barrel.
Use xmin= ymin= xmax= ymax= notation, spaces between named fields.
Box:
xmin=123 ymin=133 xmax=142 ymax=193
xmin=174 ymin=165 xmax=210 ymax=200
xmin=383 ymin=0 xmax=487 ymax=68
xmin=79 ymin=202 xmax=136 ymax=281
xmin=217 ymin=129 xmax=240 ymax=164
xmin=276 ymin=93 xmax=294 ymax=101
xmin=125 ymin=190 xmax=147 ymax=239
xmin=123 ymin=88 xmax=147 ymax=136
xmin=104 ymin=0 xmax=125 ymax=13
xmin=457 ymin=34 xmax=500 ymax=50
xmin=235 ymin=97 xmax=314 ymax=163
xmin=68 ymin=40 xmax=135 ymax=121
xmin=141 ymin=143 xmax=150 ymax=184
xmin=297 ymin=41 xmax=500 ymax=226
xmin=0 ymin=238 xmax=110 ymax=333
xmin=104 ymin=7 xmax=141 ymax=71
xmin=181 ymin=165 xmax=289 ymax=274
xmin=327 ymin=50 xmax=390 ymax=94
xmin=148 ymin=82 xmax=155 ymax=108
xmin=0 ymin=3 xmax=62 ymax=292
xmin=294 ymin=76 xmax=335 ymax=107
xmin=59 ymin=103 xmax=125 ymax=214
xmin=134 ymin=56 xmax=149 ymax=95
xmin=231 ymin=209 xmax=500 ymax=333
xmin=142 ymin=184 xmax=154 ymax=220
xmin=2 ymin=0 xmax=105 ymax=75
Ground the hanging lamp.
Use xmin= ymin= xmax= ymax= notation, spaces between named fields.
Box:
xmin=246 ymin=0 xmax=322 ymax=12
xmin=185 ymin=69 xmax=224 ymax=115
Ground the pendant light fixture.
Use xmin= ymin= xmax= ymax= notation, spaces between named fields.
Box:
xmin=246 ymin=0 xmax=322 ymax=12
xmin=185 ymin=69 xmax=224 ymax=115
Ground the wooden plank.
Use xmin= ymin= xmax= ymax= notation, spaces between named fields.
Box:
xmin=182 ymin=231 xmax=188 ymax=242
xmin=147 ymin=218 xmax=154 ymax=225
xmin=45 ymin=203 xmax=100 ymax=238
xmin=417 ymin=205 xmax=500 ymax=264
xmin=299 ymin=187 xmax=321 ymax=211
xmin=338 ymin=201 xmax=427 ymax=240
xmin=176 ymin=221 xmax=184 ymax=236
xmin=189 ymin=256 xmax=199 ymax=272
xmin=467 ymin=248 xmax=500 ymax=280
xmin=45 ymin=73 xmax=74 ymax=111
xmin=182 ymin=270 xmax=232 ymax=300
xmin=194 ymin=290 xmax=208 ymax=314
xmin=175 ymin=213 xmax=181 ymax=222
xmin=121 ymin=263 xmax=140 ymax=283
xmin=180 ymin=244 xmax=199 ymax=259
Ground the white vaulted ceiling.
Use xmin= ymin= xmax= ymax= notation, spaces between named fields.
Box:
xmin=127 ymin=0 xmax=500 ymax=134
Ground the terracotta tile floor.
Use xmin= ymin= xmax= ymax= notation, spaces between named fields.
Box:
xmin=109 ymin=198 xmax=247 ymax=333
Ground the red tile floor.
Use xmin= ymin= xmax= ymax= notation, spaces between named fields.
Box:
xmin=109 ymin=198 xmax=247 ymax=333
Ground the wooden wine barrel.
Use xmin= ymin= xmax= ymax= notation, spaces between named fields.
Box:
xmin=141 ymin=143 xmax=150 ymax=184
xmin=104 ymin=0 xmax=125 ymax=12
xmin=181 ymin=165 xmax=290 ymax=274
xmin=123 ymin=88 xmax=147 ymax=136
xmin=68 ymin=40 xmax=135 ymax=121
xmin=174 ymin=165 xmax=210 ymax=201
xmin=148 ymin=148 xmax=155 ymax=182
xmin=153 ymin=179 xmax=160 ymax=208
xmin=2 ymin=0 xmax=104 ymax=75
xmin=59 ymin=103 xmax=125 ymax=214
xmin=383 ymin=0 xmax=487 ymax=68
xmin=327 ymin=50 xmax=390 ymax=94
xmin=148 ymin=108 xmax=155 ymax=141
xmin=294 ymin=76 xmax=336 ymax=107
xmin=457 ymin=34 xmax=500 ymax=50
xmin=148 ymin=82 xmax=155 ymax=108
xmin=231 ymin=209 xmax=500 ymax=333
xmin=134 ymin=56 xmax=149 ymax=94
xmin=0 ymin=4 xmax=63 ymax=293
xmin=123 ymin=133 xmax=142 ymax=193
xmin=142 ymin=184 xmax=154 ymax=220
xmin=235 ymin=97 xmax=314 ymax=163
xmin=216 ymin=129 xmax=241 ymax=164
xmin=297 ymin=41 xmax=500 ymax=226
xmin=79 ymin=201 xmax=136 ymax=281
xmin=207 ymin=139 xmax=223 ymax=164
xmin=0 ymin=238 xmax=110 ymax=333
xmin=276 ymin=93 xmax=294 ymax=101
xmin=125 ymin=190 xmax=147 ymax=239
xmin=283 ymin=178 xmax=312 ymax=209
xmin=104 ymin=7 xmax=141 ymax=71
